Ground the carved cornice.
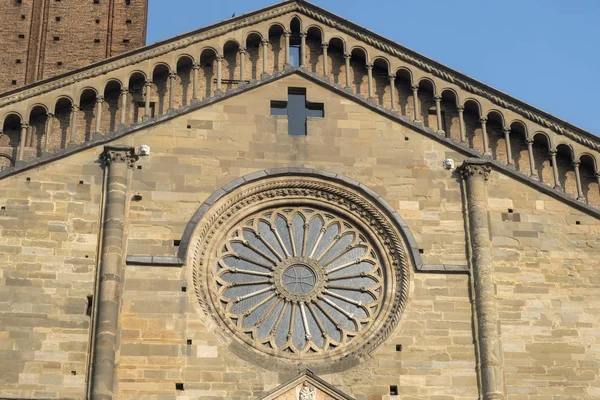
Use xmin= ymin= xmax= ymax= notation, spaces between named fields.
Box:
xmin=459 ymin=161 xmax=492 ymax=181
xmin=100 ymin=145 xmax=138 ymax=168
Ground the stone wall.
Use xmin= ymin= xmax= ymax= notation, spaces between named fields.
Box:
xmin=0 ymin=75 xmax=598 ymax=400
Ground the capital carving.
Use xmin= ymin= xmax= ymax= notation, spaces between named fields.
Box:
xmin=283 ymin=31 xmax=291 ymax=37
xmin=121 ymin=87 xmax=129 ymax=94
xmin=457 ymin=106 xmax=465 ymax=112
xmin=526 ymin=138 xmax=534 ymax=145
xmin=411 ymin=84 xmax=419 ymax=91
xmin=366 ymin=64 xmax=373 ymax=70
xmin=46 ymin=112 xmax=55 ymax=118
xmin=71 ymin=105 xmax=80 ymax=112
xmin=101 ymin=146 xmax=139 ymax=168
xmin=96 ymin=95 xmax=104 ymax=103
xmin=595 ymin=171 xmax=600 ymax=178
xmin=572 ymin=160 xmax=581 ymax=168
xmin=434 ymin=96 xmax=442 ymax=102
xmin=502 ymin=127 xmax=511 ymax=135
xmin=459 ymin=163 xmax=492 ymax=181
xmin=321 ymin=43 xmax=329 ymax=49
xmin=216 ymin=55 xmax=224 ymax=62
xmin=299 ymin=32 xmax=307 ymax=38
xmin=144 ymin=80 xmax=153 ymax=87
xmin=238 ymin=48 xmax=247 ymax=55
xmin=20 ymin=123 xmax=29 ymax=129
xmin=261 ymin=39 xmax=269 ymax=46
xmin=169 ymin=72 xmax=177 ymax=79
xmin=388 ymin=75 xmax=396 ymax=81
xmin=549 ymin=150 xmax=557 ymax=156
xmin=479 ymin=117 xmax=487 ymax=124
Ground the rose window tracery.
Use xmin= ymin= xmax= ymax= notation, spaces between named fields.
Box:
xmin=191 ymin=175 xmax=410 ymax=367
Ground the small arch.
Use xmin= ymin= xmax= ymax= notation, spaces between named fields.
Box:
xmin=268 ymin=22 xmax=286 ymax=33
xmin=440 ymin=89 xmax=460 ymax=140
xmin=28 ymin=105 xmax=49 ymax=155
xmin=128 ymin=70 xmax=148 ymax=82
xmin=349 ymin=45 xmax=369 ymax=62
xmin=53 ymin=97 xmax=73 ymax=149
xmin=328 ymin=36 xmax=346 ymax=53
xmin=128 ymin=72 xmax=147 ymax=123
xmin=394 ymin=67 xmax=413 ymax=85
xmin=290 ymin=15 xmax=302 ymax=33
xmin=486 ymin=110 xmax=505 ymax=128
xmin=104 ymin=80 xmax=122 ymax=133
xmin=305 ymin=24 xmax=324 ymax=39
xmin=77 ymin=86 xmax=99 ymax=100
xmin=394 ymin=68 xmax=414 ymax=117
xmin=0 ymin=154 xmax=15 ymax=170
xmin=102 ymin=77 xmax=124 ymax=89
xmin=151 ymin=62 xmax=172 ymax=75
xmin=152 ymin=63 xmax=171 ymax=116
xmin=268 ymin=24 xmax=285 ymax=72
xmin=349 ymin=47 xmax=368 ymax=96
xmin=532 ymin=132 xmax=552 ymax=151
xmin=78 ymin=88 xmax=98 ymax=143
xmin=176 ymin=55 xmax=194 ymax=107
xmin=556 ymin=143 xmax=577 ymax=196
xmin=306 ymin=26 xmax=323 ymax=74
xmin=199 ymin=46 xmax=219 ymax=59
xmin=531 ymin=132 xmax=553 ymax=183
xmin=176 ymin=53 xmax=195 ymax=66
xmin=508 ymin=120 xmax=528 ymax=137
xmin=327 ymin=37 xmax=346 ymax=85
xmin=246 ymin=32 xmax=263 ymax=80
xmin=372 ymin=57 xmax=390 ymax=75
xmin=245 ymin=31 xmax=264 ymax=42
xmin=372 ymin=57 xmax=391 ymax=106
xmin=417 ymin=78 xmax=435 ymax=128
xmin=27 ymin=103 xmax=49 ymax=116
xmin=578 ymin=152 xmax=598 ymax=171
xmin=580 ymin=154 xmax=599 ymax=206
xmin=440 ymin=88 xmax=460 ymax=106
xmin=463 ymin=99 xmax=483 ymax=152
xmin=1 ymin=114 xmax=23 ymax=157
xmin=417 ymin=77 xmax=436 ymax=95
xmin=509 ymin=120 xmax=529 ymax=174
xmin=223 ymin=39 xmax=242 ymax=53
xmin=223 ymin=40 xmax=241 ymax=91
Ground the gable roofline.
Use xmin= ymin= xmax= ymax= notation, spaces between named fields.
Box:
xmin=2 ymin=67 xmax=599 ymax=220
xmin=258 ymin=369 xmax=356 ymax=400
xmin=0 ymin=1 xmax=597 ymax=151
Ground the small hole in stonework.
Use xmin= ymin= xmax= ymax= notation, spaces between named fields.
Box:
xmin=418 ymin=249 xmax=424 ymax=254
xmin=86 ymin=295 xmax=93 ymax=316
xmin=95 ymin=19 xmax=100 ymax=24
xmin=404 ymin=137 xmax=409 ymax=141
xmin=71 ymin=370 xmax=76 ymax=375
xmin=26 ymin=177 xmax=30 ymax=182
xmin=94 ymin=39 xmax=100 ymax=43
xmin=79 ymin=180 xmax=84 ymax=184
xmin=186 ymin=125 xmax=191 ymax=129
xmin=1 ymin=206 xmax=5 ymax=210
xmin=508 ymin=209 xmax=513 ymax=214
xmin=174 ymin=240 xmax=181 ymax=247
xmin=395 ymin=344 xmax=402 ymax=352
xmin=187 ymin=339 xmax=192 ymax=345
xmin=175 ymin=383 xmax=184 ymax=391
xmin=137 ymin=165 xmax=142 ymax=170
xmin=21 ymin=15 xmax=26 ymax=20
xmin=57 ymin=61 xmax=63 ymax=66
xmin=576 ymin=221 xmax=581 ymax=225
xmin=181 ymin=287 xmax=187 ymax=292
xmin=11 ymin=80 xmax=17 ymax=85
xmin=85 ymin=255 xmax=89 ymax=258
xmin=390 ymin=385 xmax=398 ymax=395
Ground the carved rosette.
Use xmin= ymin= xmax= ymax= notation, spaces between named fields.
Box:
xmin=191 ymin=176 xmax=410 ymax=369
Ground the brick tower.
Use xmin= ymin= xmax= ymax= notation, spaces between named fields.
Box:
xmin=0 ymin=0 xmax=148 ymax=94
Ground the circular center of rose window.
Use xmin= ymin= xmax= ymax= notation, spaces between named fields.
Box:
xmin=282 ymin=264 xmax=316 ymax=294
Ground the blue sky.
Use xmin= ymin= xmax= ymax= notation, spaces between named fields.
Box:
xmin=147 ymin=0 xmax=600 ymax=135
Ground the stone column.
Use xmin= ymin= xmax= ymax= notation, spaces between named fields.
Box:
xmin=91 ymin=145 xmax=138 ymax=400
xmin=458 ymin=106 xmax=466 ymax=143
xmin=43 ymin=112 xmax=54 ymax=152
xmin=120 ymin=88 xmax=128 ymax=126
xmin=549 ymin=150 xmax=561 ymax=189
xmin=239 ymin=49 xmax=246 ymax=83
xmin=322 ymin=43 xmax=329 ymax=76
xmin=95 ymin=96 xmax=104 ymax=133
xmin=503 ymin=128 xmax=513 ymax=165
xmin=573 ymin=161 xmax=585 ymax=201
xmin=344 ymin=54 xmax=351 ymax=90
xmin=459 ymin=160 xmax=505 ymax=400
xmin=168 ymin=72 xmax=176 ymax=112
xmin=192 ymin=64 xmax=200 ymax=102
xmin=389 ymin=75 xmax=397 ymax=111
xmin=596 ymin=172 xmax=600 ymax=194
xmin=216 ymin=56 xmax=223 ymax=93
xmin=526 ymin=138 xmax=536 ymax=178
xmin=284 ymin=31 xmax=291 ymax=67
xmin=68 ymin=105 xmax=79 ymax=145
xmin=480 ymin=117 xmax=490 ymax=156
xmin=411 ymin=84 xmax=421 ymax=123
xmin=144 ymin=81 xmax=152 ymax=119
xmin=261 ymin=40 xmax=269 ymax=78
xmin=434 ymin=95 xmax=444 ymax=134
xmin=300 ymin=32 xmax=307 ymax=68
xmin=366 ymin=64 xmax=374 ymax=99
xmin=18 ymin=122 xmax=28 ymax=160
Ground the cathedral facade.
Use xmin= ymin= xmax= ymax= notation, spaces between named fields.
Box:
xmin=0 ymin=1 xmax=598 ymax=399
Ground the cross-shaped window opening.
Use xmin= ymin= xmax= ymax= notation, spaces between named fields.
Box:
xmin=270 ymin=87 xmax=324 ymax=136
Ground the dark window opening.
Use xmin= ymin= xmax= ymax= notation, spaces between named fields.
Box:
xmin=125 ymin=0 xmax=131 ymax=4
xmin=270 ymin=87 xmax=324 ymax=136
xmin=53 ymin=36 xmax=59 ymax=41
xmin=306 ymin=102 xmax=324 ymax=118
xmin=95 ymin=19 xmax=100 ymax=24
xmin=11 ymin=80 xmax=17 ymax=85
xmin=86 ymin=295 xmax=93 ymax=316
xmin=123 ymin=39 xmax=130 ymax=44
xmin=16 ymin=0 xmax=22 ymax=4
xmin=93 ymin=0 xmax=99 ymax=4
xmin=21 ymin=15 xmax=26 ymax=20
xmin=269 ymin=100 xmax=287 ymax=116
xmin=126 ymin=19 xmax=132 ymax=24
xmin=390 ymin=386 xmax=398 ymax=395
xmin=56 ymin=16 xmax=61 ymax=21
xmin=57 ymin=61 xmax=63 ymax=66
xmin=175 ymin=383 xmax=184 ymax=391
xmin=16 ymin=59 xmax=21 ymax=64
xmin=94 ymin=39 xmax=100 ymax=43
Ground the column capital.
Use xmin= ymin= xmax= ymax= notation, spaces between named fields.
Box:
xmin=261 ymin=39 xmax=269 ymax=46
xmin=434 ymin=95 xmax=442 ymax=102
xmin=549 ymin=149 xmax=557 ymax=156
xmin=169 ymin=72 xmax=177 ymax=79
xmin=388 ymin=75 xmax=396 ymax=81
xmin=344 ymin=53 xmax=351 ymax=60
xmin=283 ymin=30 xmax=291 ymax=37
xmin=71 ymin=104 xmax=80 ymax=112
xmin=459 ymin=160 xmax=491 ymax=181
xmin=238 ymin=48 xmax=247 ymax=55
xmin=144 ymin=80 xmax=153 ymax=86
xmin=192 ymin=63 xmax=201 ymax=70
xmin=457 ymin=105 xmax=465 ymax=112
xmin=46 ymin=112 xmax=55 ymax=118
xmin=366 ymin=64 xmax=373 ymax=71
xmin=299 ymin=32 xmax=307 ymax=38
xmin=525 ymin=138 xmax=534 ymax=145
xmin=321 ymin=43 xmax=329 ymax=49
xmin=595 ymin=171 xmax=600 ymax=178
xmin=572 ymin=160 xmax=581 ymax=168
xmin=120 ymin=87 xmax=129 ymax=94
xmin=20 ymin=122 xmax=29 ymax=129
xmin=502 ymin=127 xmax=511 ymax=135
xmin=411 ymin=84 xmax=419 ymax=91
xmin=96 ymin=95 xmax=104 ymax=103
xmin=216 ymin=55 xmax=224 ymax=62
xmin=479 ymin=117 xmax=487 ymax=123
xmin=101 ymin=145 xmax=138 ymax=168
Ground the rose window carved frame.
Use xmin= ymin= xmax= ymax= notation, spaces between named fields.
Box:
xmin=191 ymin=173 xmax=411 ymax=369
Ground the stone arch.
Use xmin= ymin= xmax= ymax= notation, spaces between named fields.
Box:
xmin=268 ymin=24 xmax=285 ymax=72
xmin=289 ymin=17 xmax=302 ymax=67
xmin=463 ymin=99 xmax=483 ymax=153
xmin=199 ymin=48 xmax=218 ymax=98
xmin=555 ymin=143 xmax=576 ymax=196
xmin=440 ymin=89 xmax=459 ymax=140
xmin=290 ymin=15 xmax=303 ymax=33
xmin=246 ymin=32 xmax=263 ymax=80
xmin=152 ymin=63 xmax=171 ymax=116
xmin=531 ymin=132 xmax=553 ymax=184
xmin=486 ymin=110 xmax=505 ymax=162
xmin=306 ymin=26 xmax=323 ymax=74
xmin=0 ymin=154 xmax=14 ymax=171
xmin=28 ymin=105 xmax=48 ymax=156
xmin=579 ymin=153 xmax=599 ymax=206
xmin=176 ymin=55 xmax=194 ymax=107
xmin=509 ymin=120 xmax=529 ymax=174
xmin=349 ymin=47 xmax=368 ymax=96
xmin=372 ymin=57 xmax=390 ymax=106
xmin=394 ymin=68 xmax=413 ymax=117
xmin=417 ymin=78 xmax=435 ymax=129
xmin=223 ymin=40 xmax=241 ymax=91
xmin=53 ymin=97 xmax=73 ymax=150
xmin=128 ymin=71 xmax=147 ymax=123
xmin=1 ymin=114 xmax=22 ymax=160
xmin=78 ymin=88 xmax=98 ymax=143
xmin=327 ymin=37 xmax=346 ymax=85
xmin=103 ymin=80 xmax=122 ymax=133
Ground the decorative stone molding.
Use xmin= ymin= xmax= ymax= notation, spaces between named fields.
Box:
xmin=299 ymin=382 xmax=316 ymax=400
xmin=190 ymin=173 xmax=411 ymax=371
xmin=459 ymin=163 xmax=491 ymax=181
xmin=100 ymin=145 xmax=139 ymax=168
